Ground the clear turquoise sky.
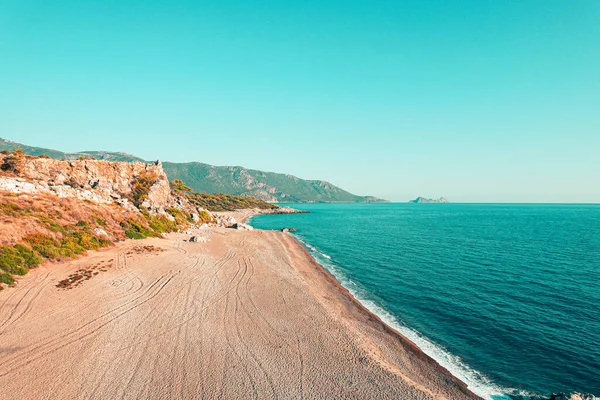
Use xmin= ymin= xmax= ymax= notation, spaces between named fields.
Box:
xmin=1 ymin=1 xmax=599 ymax=202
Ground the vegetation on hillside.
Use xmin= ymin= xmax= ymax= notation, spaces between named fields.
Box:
xmin=0 ymin=147 xmax=24 ymax=173
xmin=0 ymin=137 xmax=145 ymax=162
xmin=170 ymin=179 xmax=192 ymax=193
xmin=0 ymin=151 xmax=283 ymax=288
xmin=129 ymin=171 xmax=160 ymax=206
xmin=0 ymin=190 xmax=196 ymax=287
xmin=168 ymin=178 xmax=277 ymax=211
xmin=162 ymin=161 xmax=372 ymax=202
xmin=0 ymin=216 xmax=115 ymax=287
xmin=185 ymin=192 xmax=278 ymax=212
xmin=0 ymin=137 xmax=384 ymax=202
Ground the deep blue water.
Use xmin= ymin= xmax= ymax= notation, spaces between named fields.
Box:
xmin=249 ymin=203 xmax=600 ymax=399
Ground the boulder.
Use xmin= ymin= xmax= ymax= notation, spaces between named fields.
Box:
xmin=229 ymin=223 xmax=253 ymax=231
xmin=93 ymin=228 xmax=108 ymax=236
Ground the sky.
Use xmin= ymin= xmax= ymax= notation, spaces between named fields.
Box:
xmin=1 ymin=0 xmax=599 ymax=202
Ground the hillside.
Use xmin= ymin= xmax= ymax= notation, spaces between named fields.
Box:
xmin=161 ymin=161 xmax=379 ymax=202
xmin=0 ymin=138 xmax=145 ymax=162
xmin=0 ymin=151 xmax=212 ymax=286
xmin=0 ymin=137 xmax=385 ymax=203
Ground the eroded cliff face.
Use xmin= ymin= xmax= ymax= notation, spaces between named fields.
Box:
xmin=0 ymin=155 xmax=181 ymax=215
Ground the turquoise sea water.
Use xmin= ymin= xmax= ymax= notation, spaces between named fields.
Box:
xmin=249 ymin=203 xmax=600 ymax=399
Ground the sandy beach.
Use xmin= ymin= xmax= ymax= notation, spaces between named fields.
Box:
xmin=0 ymin=225 xmax=480 ymax=399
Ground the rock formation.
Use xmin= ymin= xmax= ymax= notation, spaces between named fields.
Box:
xmin=0 ymin=154 xmax=197 ymax=216
xmin=409 ymin=196 xmax=449 ymax=204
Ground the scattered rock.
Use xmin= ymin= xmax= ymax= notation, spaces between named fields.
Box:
xmin=93 ymin=228 xmax=108 ymax=236
xmin=259 ymin=206 xmax=309 ymax=215
xmin=229 ymin=223 xmax=253 ymax=231
xmin=214 ymin=214 xmax=238 ymax=227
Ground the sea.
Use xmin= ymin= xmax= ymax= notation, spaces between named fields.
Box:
xmin=248 ymin=203 xmax=600 ymax=399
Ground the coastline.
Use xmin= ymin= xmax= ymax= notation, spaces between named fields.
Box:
xmin=246 ymin=210 xmax=486 ymax=399
xmin=284 ymin=233 xmax=480 ymax=399
xmin=0 ymin=214 xmax=480 ymax=399
xmin=234 ymin=208 xmax=481 ymax=398
xmin=277 ymin=232 xmax=504 ymax=400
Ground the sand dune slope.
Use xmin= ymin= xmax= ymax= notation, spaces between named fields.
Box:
xmin=0 ymin=229 xmax=479 ymax=400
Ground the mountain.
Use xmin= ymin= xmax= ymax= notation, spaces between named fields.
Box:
xmin=0 ymin=137 xmax=385 ymax=203
xmin=0 ymin=137 xmax=145 ymax=162
xmin=409 ymin=196 xmax=448 ymax=204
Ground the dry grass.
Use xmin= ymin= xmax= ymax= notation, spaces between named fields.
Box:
xmin=0 ymin=190 xmax=185 ymax=286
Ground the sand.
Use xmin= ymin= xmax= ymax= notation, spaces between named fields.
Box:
xmin=0 ymin=226 xmax=481 ymax=399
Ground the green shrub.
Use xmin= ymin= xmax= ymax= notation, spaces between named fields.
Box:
xmin=29 ymin=244 xmax=61 ymax=259
xmin=148 ymin=214 xmax=177 ymax=233
xmin=130 ymin=172 xmax=159 ymax=207
xmin=23 ymin=234 xmax=61 ymax=258
xmin=166 ymin=208 xmax=193 ymax=226
xmin=170 ymin=179 xmax=192 ymax=193
xmin=23 ymin=229 xmax=110 ymax=260
xmin=38 ymin=216 xmax=66 ymax=233
xmin=198 ymin=211 xmax=213 ymax=223
xmin=0 ymin=202 xmax=23 ymax=217
xmin=13 ymin=244 xmax=42 ymax=267
xmin=121 ymin=218 xmax=157 ymax=240
xmin=0 ymin=246 xmax=24 ymax=273
xmin=185 ymin=192 xmax=278 ymax=212
xmin=12 ymin=266 xmax=28 ymax=276
xmin=0 ymin=244 xmax=41 ymax=275
xmin=66 ymin=231 xmax=101 ymax=250
xmin=0 ymin=273 xmax=14 ymax=285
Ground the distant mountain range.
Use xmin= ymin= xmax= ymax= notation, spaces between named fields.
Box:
xmin=0 ymin=137 xmax=386 ymax=203
xmin=409 ymin=196 xmax=448 ymax=204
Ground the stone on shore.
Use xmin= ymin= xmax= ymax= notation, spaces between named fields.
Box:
xmin=229 ymin=223 xmax=253 ymax=231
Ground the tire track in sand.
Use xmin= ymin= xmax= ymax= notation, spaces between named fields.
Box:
xmin=0 ymin=271 xmax=177 ymax=377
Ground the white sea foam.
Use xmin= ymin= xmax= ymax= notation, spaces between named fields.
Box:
xmin=295 ymin=235 xmax=522 ymax=400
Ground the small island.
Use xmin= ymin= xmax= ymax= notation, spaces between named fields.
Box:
xmin=409 ymin=196 xmax=448 ymax=204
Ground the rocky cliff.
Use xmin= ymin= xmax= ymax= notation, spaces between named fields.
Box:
xmin=0 ymin=154 xmax=183 ymax=215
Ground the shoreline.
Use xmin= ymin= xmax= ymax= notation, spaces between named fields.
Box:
xmin=246 ymin=210 xmax=485 ymax=399
xmin=283 ymin=232 xmax=505 ymax=399
xmin=249 ymin=208 xmax=600 ymax=400
xmin=286 ymin=233 xmax=479 ymax=398
xmin=0 ymin=217 xmax=481 ymax=399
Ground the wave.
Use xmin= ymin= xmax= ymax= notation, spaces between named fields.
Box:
xmin=293 ymin=235 xmax=526 ymax=400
